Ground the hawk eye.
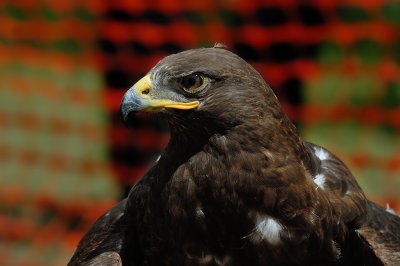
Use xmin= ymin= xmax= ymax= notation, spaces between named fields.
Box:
xmin=179 ymin=74 xmax=205 ymax=93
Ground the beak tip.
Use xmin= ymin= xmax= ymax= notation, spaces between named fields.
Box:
xmin=120 ymin=90 xmax=142 ymax=126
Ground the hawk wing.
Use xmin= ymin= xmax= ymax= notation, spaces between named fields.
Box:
xmin=306 ymin=142 xmax=400 ymax=265
xmin=68 ymin=199 xmax=127 ymax=266
xmin=357 ymin=202 xmax=400 ymax=265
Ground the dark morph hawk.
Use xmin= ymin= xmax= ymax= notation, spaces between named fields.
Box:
xmin=69 ymin=47 xmax=400 ymax=266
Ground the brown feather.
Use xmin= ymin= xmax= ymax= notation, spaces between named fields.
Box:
xmin=70 ymin=47 xmax=400 ymax=266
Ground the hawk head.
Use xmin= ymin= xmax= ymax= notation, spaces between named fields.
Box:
xmin=120 ymin=47 xmax=284 ymax=135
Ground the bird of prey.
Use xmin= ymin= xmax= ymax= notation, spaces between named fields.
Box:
xmin=68 ymin=46 xmax=400 ymax=266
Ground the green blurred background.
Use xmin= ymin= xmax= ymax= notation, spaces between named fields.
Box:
xmin=0 ymin=0 xmax=399 ymax=265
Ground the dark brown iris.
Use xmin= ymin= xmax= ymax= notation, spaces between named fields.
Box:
xmin=180 ymin=74 xmax=204 ymax=93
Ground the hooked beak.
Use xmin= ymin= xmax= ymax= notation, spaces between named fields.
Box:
xmin=120 ymin=75 xmax=200 ymax=124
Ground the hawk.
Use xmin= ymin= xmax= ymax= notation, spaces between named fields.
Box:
xmin=69 ymin=47 xmax=400 ymax=266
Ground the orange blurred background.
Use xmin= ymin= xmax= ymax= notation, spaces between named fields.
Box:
xmin=0 ymin=0 xmax=399 ymax=265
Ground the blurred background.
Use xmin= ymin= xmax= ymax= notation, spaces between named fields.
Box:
xmin=0 ymin=0 xmax=399 ymax=265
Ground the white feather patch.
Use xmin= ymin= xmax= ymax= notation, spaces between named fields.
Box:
xmin=251 ymin=214 xmax=283 ymax=245
xmin=314 ymin=174 xmax=326 ymax=189
xmin=314 ymin=147 xmax=329 ymax=161
xmin=196 ymin=206 xmax=205 ymax=219
xmin=386 ymin=203 xmax=396 ymax=215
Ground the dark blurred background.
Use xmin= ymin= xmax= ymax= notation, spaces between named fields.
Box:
xmin=0 ymin=0 xmax=399 ymax=265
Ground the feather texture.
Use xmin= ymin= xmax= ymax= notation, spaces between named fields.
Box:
xmin=69 ymin=48 xmax=400 ymax=266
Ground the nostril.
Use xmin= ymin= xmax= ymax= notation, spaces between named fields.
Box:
xmin=142 ymin=88 xmax=150 ymax=95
